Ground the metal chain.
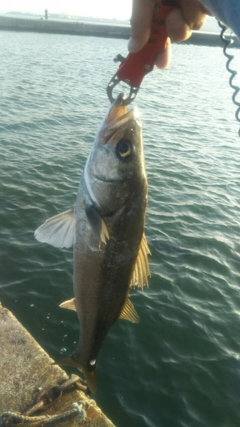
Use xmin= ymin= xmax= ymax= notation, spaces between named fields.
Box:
xmin=24 ymin=374 xmax=87 ymax=416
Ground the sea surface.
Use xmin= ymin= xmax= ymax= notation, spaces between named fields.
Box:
xmin=1 ymin=30 xmax=240 ymax=427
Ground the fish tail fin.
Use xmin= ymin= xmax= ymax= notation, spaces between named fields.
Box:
xmin=54 ymin=355 xmax=79 ymax=369
xmin=54 ymin=355 xmax=97 ymax=393
xmin=81 ymin=366 xmax=97 ymax=394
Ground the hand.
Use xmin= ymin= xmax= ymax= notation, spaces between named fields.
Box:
xmin=128 ymin=0 xmax=209 ymax=69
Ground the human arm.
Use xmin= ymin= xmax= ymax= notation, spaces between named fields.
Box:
xmin=128 ymin=0 xmax=240 ymax=69
xmin=128 ymin=0 xmax=207 ymax=68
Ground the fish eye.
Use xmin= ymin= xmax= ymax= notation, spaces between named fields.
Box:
xmin=116 ymin=139 xmax=133 ymax=160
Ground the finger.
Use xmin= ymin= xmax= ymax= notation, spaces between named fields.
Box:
xmin=155 ymin=38 xmax=171 ymax=69
xmin=166 ymin=8 xmax=192 ymax=42
xmin=199 ymin=2 xmax=213 ymax=16
xmin=180 ymin=0 xmax=206 ymax=30
xmin=128 ymin=0 xmax=157 ymax=53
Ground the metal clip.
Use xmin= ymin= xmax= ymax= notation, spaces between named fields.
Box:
xmin=106 ymin=0 xmax=180 ymax=105
xmin=106 ymin=73 xmax=139 ymax=106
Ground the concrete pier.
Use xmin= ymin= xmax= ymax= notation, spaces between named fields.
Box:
xmin=0 ymin=303 xmax=115 ymax=427
xmin=0 ymin=16 xmax=130 ymax=39
xmin=0 ymin=15 xmax=239 ymax=48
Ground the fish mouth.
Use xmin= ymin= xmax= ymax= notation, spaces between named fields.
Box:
xmin=107 ymin=93 xmax=138 ymax=124
xmin=106 ymin=93 xmax=127 ymax=123
xmin=100 ymin=94 xmax=138 ymax=144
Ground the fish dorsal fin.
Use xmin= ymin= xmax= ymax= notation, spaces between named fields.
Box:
xmin=131 ymin=233 xmax=151 ymax=289
xmin=35 ymin=209 xmax=76 ymax=248
xmin=119 ymin=298 xmax=139 ymax=323
xmin=59 ymin=298 xmax=76 ymax=311
xmin=85 ymin=205 xmax=109 ymax=244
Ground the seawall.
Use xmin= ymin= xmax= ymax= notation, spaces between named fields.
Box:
xmin=0 ymin=15 xmax=239 ymax=48
xmin=0 ymin=302 xmax=115 ymax=427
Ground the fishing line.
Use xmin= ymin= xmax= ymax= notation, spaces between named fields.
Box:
xmin=218 ymin=21 xmax=240 ymax=136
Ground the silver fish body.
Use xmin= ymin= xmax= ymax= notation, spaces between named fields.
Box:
xmin=35 ymin=95 xmax=150 ymax=392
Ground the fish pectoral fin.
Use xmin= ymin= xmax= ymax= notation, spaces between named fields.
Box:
xmin=59 ymin=298 xmax=76 ymax=311
xmin=34 ymin=209 xmax=76 ymax=248
xmin=119 ymin=298 xmax=139 ymax=323
xmin=131 ymin=233 xmax=151 ymax=289
xmin=85 ymin=205 xmax=109 ymax=244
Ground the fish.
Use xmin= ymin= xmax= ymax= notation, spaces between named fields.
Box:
xmin=35 ymin=94 xmax=150 ymax=393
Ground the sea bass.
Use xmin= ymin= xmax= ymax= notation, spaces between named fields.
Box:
xmin=35 ymin=94 xmax=150 ymax=393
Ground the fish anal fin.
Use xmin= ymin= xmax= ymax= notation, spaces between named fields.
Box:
xmin=119 ymin=298 xmax=139 ymax=323
xmin=85 ymin=205 xmax=109 ymax=244
xmin=35 ymin=209 xmax=76 ymax=248
xmin=131 ymin=233 xmax=151 ymax=289
xmin=59 ymin=298 xmax=76 ymax=311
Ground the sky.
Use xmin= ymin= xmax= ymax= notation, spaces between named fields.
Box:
xmin=0 ymin=0 xmax=132 ymax=20
xmin=0 ymin=1 xmax=221 ymax=32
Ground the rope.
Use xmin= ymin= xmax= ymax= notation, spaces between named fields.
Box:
xmin=0 ymin=402 xmax=86 ymax=427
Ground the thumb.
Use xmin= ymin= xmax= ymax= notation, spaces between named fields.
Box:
xmin=128 ymin=0 xmax=157 ymax=53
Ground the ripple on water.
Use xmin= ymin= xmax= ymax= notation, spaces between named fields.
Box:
xmin=1 ymin=32 xmax=240 ymax=427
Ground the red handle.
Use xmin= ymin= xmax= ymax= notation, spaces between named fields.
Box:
xmin=117 ymin=0 xmax=180 ymax=88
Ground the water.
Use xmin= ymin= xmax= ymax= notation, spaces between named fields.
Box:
xmin=1 ymin=30 xmax=240 ymax=427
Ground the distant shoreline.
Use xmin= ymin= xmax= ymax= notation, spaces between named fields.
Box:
xmin=0 ymin=15 xmax=239 ymax=48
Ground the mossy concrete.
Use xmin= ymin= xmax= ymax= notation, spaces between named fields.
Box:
xmin=0 ymin=303 xmax=115 ymax=427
